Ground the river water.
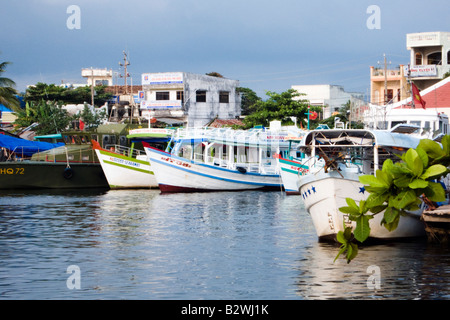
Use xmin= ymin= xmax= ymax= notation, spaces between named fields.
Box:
xmin=0 ymin=189 xmax=449 ymax=300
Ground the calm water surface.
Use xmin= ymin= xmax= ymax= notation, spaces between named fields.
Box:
xmin=0 ymin=189 xmax=449 ymax=300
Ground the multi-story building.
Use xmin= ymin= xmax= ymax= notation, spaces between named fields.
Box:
xmin=291 ymin=84 xmax=365 ymax=120
xmin=140 ymin=72 xmax=241 ymax=127
xmin=406 ymin=31 xmax=450 ymax=90
xmin=369 ymin=63 xmax=409 ymax=106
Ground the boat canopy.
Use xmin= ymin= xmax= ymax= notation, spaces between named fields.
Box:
xmin=300 ymin=129 xmax=421 ymax=150
xmin=0 ymin=134 xmax=64 ymax=157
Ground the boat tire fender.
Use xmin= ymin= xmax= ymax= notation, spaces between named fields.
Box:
xmin=63 ymin=167 xmax=74 ymax=179
xmin=237 ymin=166 xmax=247 ymax=174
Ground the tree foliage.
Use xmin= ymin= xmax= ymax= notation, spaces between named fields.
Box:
xmin=337 ymin=135 xmax=450 ymax=263
xmin=242 ymin=89 xmax=320 ymax=128
xmin=13 ymin=100 xmax=74 ymax=135
xmin=0 ymin=61 xmax=20 ymax=112
xmin=24 ymin=82 xmax=112 ymax=106
xmin=237 ymin=87 xmax=261 ymax=116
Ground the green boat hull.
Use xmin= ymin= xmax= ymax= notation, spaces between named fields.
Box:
xmin=0 ymin=161 xmax=109 ymax=189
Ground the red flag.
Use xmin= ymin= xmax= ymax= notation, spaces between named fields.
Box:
xmin=412 ymin=83 xmax=426 ymax=109
xmin=79 ymin=120 xmax=85 ymax=130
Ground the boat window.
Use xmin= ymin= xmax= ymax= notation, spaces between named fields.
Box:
xmin=91 ymin=134 xmax=98 ymax=142
xmin=391 ymin=121 xmax=406 ymax=128
xmin=63 ymin=135 xmax=71 ymax=144
xmin=448 ymin=50 xmax=450 ymax=64
xmin=410 ymin=121 xmax=421 ymax=127
xmin=424 ymin=121 xmax=431 ymax=129
xmin=74 ymin=136 xmax=82 ymax=144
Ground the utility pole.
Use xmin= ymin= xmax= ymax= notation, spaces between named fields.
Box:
xmin=119 ymin=51 xmax=130 ymax=95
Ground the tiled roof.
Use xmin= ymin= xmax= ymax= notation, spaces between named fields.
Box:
xmin=208 ymin=119 xmax=245 ymax=128
xmin=393 ymin=77 xmax=450 ymax=109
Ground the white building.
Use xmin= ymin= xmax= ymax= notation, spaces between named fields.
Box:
xmin=407 ymin=31 xmax=450 ymax=90
xmin=140 ymin=72 xmax=241 ymax=127
xmin=291 ymin=84 xmax=365 ymax=119
xmin=82 ymin=68 xmax=113 ymax=86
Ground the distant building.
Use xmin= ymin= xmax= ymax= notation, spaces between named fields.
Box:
xmin=406 ymin=31 xmax=450 ymax=90
xmin=369 ymin=63 xmax=409 ymax=106
xmin=140 ymin=72 xmax=241 ymax=127
xmin=291 ymin=84 xmax=365 ymax=120
xmin=81 ymin=68 xmax=113 ymax=86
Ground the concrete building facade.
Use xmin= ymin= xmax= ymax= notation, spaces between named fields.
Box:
xmin=406 ymin=31 xmax=450 ymax=90
xmin=291 ymin=84 xmax=365 ymax=120
xmin=370 ymin=64 xmax=409 ymax=106
xmin=140 ymin=72 xmax=241 ymax=127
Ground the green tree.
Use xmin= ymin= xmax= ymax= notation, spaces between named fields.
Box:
xmin=336 ymin=136 xmax=450 ymax=263
xmin=76 ymin=104 xmax=107 ymax=130
xmin=320 ymin=100 xmax=364 ymax=129
xmin=237 ymin=87 xmax=261 ymax=116
xmin=24 ymin=83 xmax=112 ymax=106
xmin=13 ymin=100 xmax=74 ymax=135
xmin=0 ymin=61 xmax=20 ymax=112
xmin=243 ymin=89 xmax=320 ymax=128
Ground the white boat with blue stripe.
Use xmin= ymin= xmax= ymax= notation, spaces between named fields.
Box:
xmin=144 ymin=124 xmax=303 ymax=193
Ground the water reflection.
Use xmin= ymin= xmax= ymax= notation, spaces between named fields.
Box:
xmin=0 ymin=189 xmax=449 ymax=299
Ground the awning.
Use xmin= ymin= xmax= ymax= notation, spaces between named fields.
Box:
xmin=0 ymin=134 xmax=64 ymax=157
xmin=156 ymin=118 xmax=185 ymax=125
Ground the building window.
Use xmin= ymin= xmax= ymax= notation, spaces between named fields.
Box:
xmin=176 ymin=91 xmax=184 ymax=103
xmin=447 ymin=51 xmax=450 ymax=64
xmin=415 ymin=53 xmax=423 ymax=65
xmin=427 ymin=52 xmax=442 ymax=65
xmin=196 ymin=90 xmax=207 ymax=103
xmin=385 ymin=89 xmax=393 ymax=103
xmin=156 ymin=92 xmax=170 ymax=100
xmin=219 ymin=91 xmax=230 ymax=103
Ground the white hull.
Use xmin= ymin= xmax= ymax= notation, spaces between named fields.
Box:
xmin=299 ymin=170 xmax=425 ymax=241
xmin=276 ymin=156 xmax=309 ymax=195
xmin=95 ymin=148 xmax=157 ymax=189
xmin=146 ymin=147 xmax=283 ymax=193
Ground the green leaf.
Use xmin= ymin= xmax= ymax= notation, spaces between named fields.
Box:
xmin=420 ymin=164 xmax=448 ymax=180
xmin=347 ymin=243 xmax=359 ymax=263
xmin=394 ymin=175 xmax=412 ymax=188
xmin=424 ymin=182 xmax=446 ymax=202
xmin=345 ymin=198 xmax=360 ymax=212
xmin=366 ymin=192 xmax=389 ymax=207
xmin=417 ymin=139 xmax=445 ymax=159
xmin=334 ymin=244 xmax=347 ymax=263
xmin=339 ymin=206 xmax=360 ymax=216
xmin=353 ymin=215 xmax=372 ymax=243
xmin=336 ymin=230 xmax=347 ymax=244
xmin=389 ymin=190 xmax=417 ymax=209
xmin=404 ymin=149 xmax=423 ymax=177
xmin=383 ymin=207 xmax=399 ymax=225
xmin=359 ymin=174 xmax=389 ymax=188
xmin=416 ymin=147 xmax=429 ymax=168
xmin=408 ymin=179 xmax=429 ymax=189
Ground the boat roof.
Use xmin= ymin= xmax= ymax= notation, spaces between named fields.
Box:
xmin=300 ymin=129 xmax=421 ymax=149
xmin=0 ymin=134 xmax=64 ymax=157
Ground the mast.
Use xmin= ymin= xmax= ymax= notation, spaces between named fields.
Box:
xmin=407 ymin=64 xmax=415 ymax=109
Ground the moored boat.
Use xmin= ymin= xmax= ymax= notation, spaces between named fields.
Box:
xmin=93 ymin=128 xmax=174 ymax=189
xmin=0 ymin=124 xmax=139 ymax=189
xmin=144 ymin=124 xmax=303 ymax=193
xmin=297 ymin=128 xmax=427 ymax=241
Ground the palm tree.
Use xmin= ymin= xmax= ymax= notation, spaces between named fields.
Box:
xmin=0 ymin=61 xmax=20 ymax=112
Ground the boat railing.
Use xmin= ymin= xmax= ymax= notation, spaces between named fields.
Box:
xmin=106 ymin=144 xmax=145 ymax=159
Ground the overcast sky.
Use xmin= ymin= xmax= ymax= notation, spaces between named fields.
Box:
xmin=1 ymin=0 xmax=449 ymax=99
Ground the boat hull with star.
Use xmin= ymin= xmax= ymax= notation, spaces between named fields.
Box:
xmin=297 ymin=128 xmax=427 ymax=242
